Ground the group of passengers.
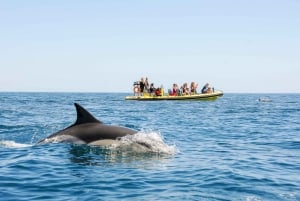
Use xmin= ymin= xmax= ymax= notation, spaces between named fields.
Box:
xmin=169 ymin=82 xmax=213 ymax=96
xmin=133 ymin=77 xmax=213 ymax=96
xmin=133 ymin=77 xmax=163 ymax=96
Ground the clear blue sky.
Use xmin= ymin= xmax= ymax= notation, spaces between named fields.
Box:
xmin=1 ymin=0 xmax=299 ymax=93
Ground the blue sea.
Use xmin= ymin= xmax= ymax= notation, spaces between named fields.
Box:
xmin=0 ymin=92 xmax=299 ymax=201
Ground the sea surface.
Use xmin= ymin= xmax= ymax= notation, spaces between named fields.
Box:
xmin=0 ymin=92 xmax=299 ymax=201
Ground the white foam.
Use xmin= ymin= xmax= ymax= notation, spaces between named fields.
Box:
xmin=110 ymin=130 xmax=178 ymax=155
xmin=0 ymin=140 xmax=32 ymax=148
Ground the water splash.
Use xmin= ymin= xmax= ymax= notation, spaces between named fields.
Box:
xmin=0 ymin=140 xmax=32 ymax=148
xmin=110 ymin=130 xmax=178 ymax=155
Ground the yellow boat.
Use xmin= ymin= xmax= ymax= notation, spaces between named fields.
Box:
xmin=125 ymin=90 xmax=223 ymax=101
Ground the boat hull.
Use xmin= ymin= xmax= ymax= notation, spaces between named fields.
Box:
xmin=125 ymin=90 xmax=223 ymax=101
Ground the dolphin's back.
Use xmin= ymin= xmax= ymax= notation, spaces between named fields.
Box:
xmin=38 ymin=103 xmax=137 ymax=145
xmin=59 ymin=123 xmax=136 ymax=143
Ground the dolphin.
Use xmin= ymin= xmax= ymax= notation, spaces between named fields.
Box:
xmin=38 ymin=103 xmax=137 ymax=146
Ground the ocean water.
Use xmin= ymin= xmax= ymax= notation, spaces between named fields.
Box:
xmin=0 ymin=92 xmax=299 ymax=201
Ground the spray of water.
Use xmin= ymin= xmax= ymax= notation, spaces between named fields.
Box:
xmin=109 ymin=130 xmax=178 ymax=155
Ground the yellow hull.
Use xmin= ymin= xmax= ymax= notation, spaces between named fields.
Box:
xmin=125 ymin=90 xmax=223 ymax=101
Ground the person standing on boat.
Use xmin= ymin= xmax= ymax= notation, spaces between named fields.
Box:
xmin=139 ymin=77 xmax=145 ymax=94
xmin=144 ymin=77 xmax=149 ymax=92
xmin=149 ymin=83 xmax=155 ymax=95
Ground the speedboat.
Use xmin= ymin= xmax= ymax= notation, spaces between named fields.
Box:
xmin=125 ymin=90 xmax=224 ymax=101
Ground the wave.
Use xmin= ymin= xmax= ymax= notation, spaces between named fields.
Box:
xmin=0 ymin=140 xmax=32 ymax=148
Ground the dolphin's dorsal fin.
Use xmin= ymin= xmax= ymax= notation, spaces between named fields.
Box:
xmin=74 ymin=103 xmax=103 ymax=125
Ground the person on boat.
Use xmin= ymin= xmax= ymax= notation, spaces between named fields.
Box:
xmin=201 ymin=83 xmax=212 ymax=93
xmin=149 ymin=83 xmax=155 ymax=95
xmin=144 ymin=77 xmax=149 ymax=92
xmin=155 ymin=87 xmax=162 ymax=96
xmin=170 ymin=83 xmax=180 ymax=96
xmin=139 ymin=77 xmax=145 ymax=94
xmin=190 ymin=82 xmax=198 ymax=94
xmin=181 ymin=83 xmax=189 ymax=95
